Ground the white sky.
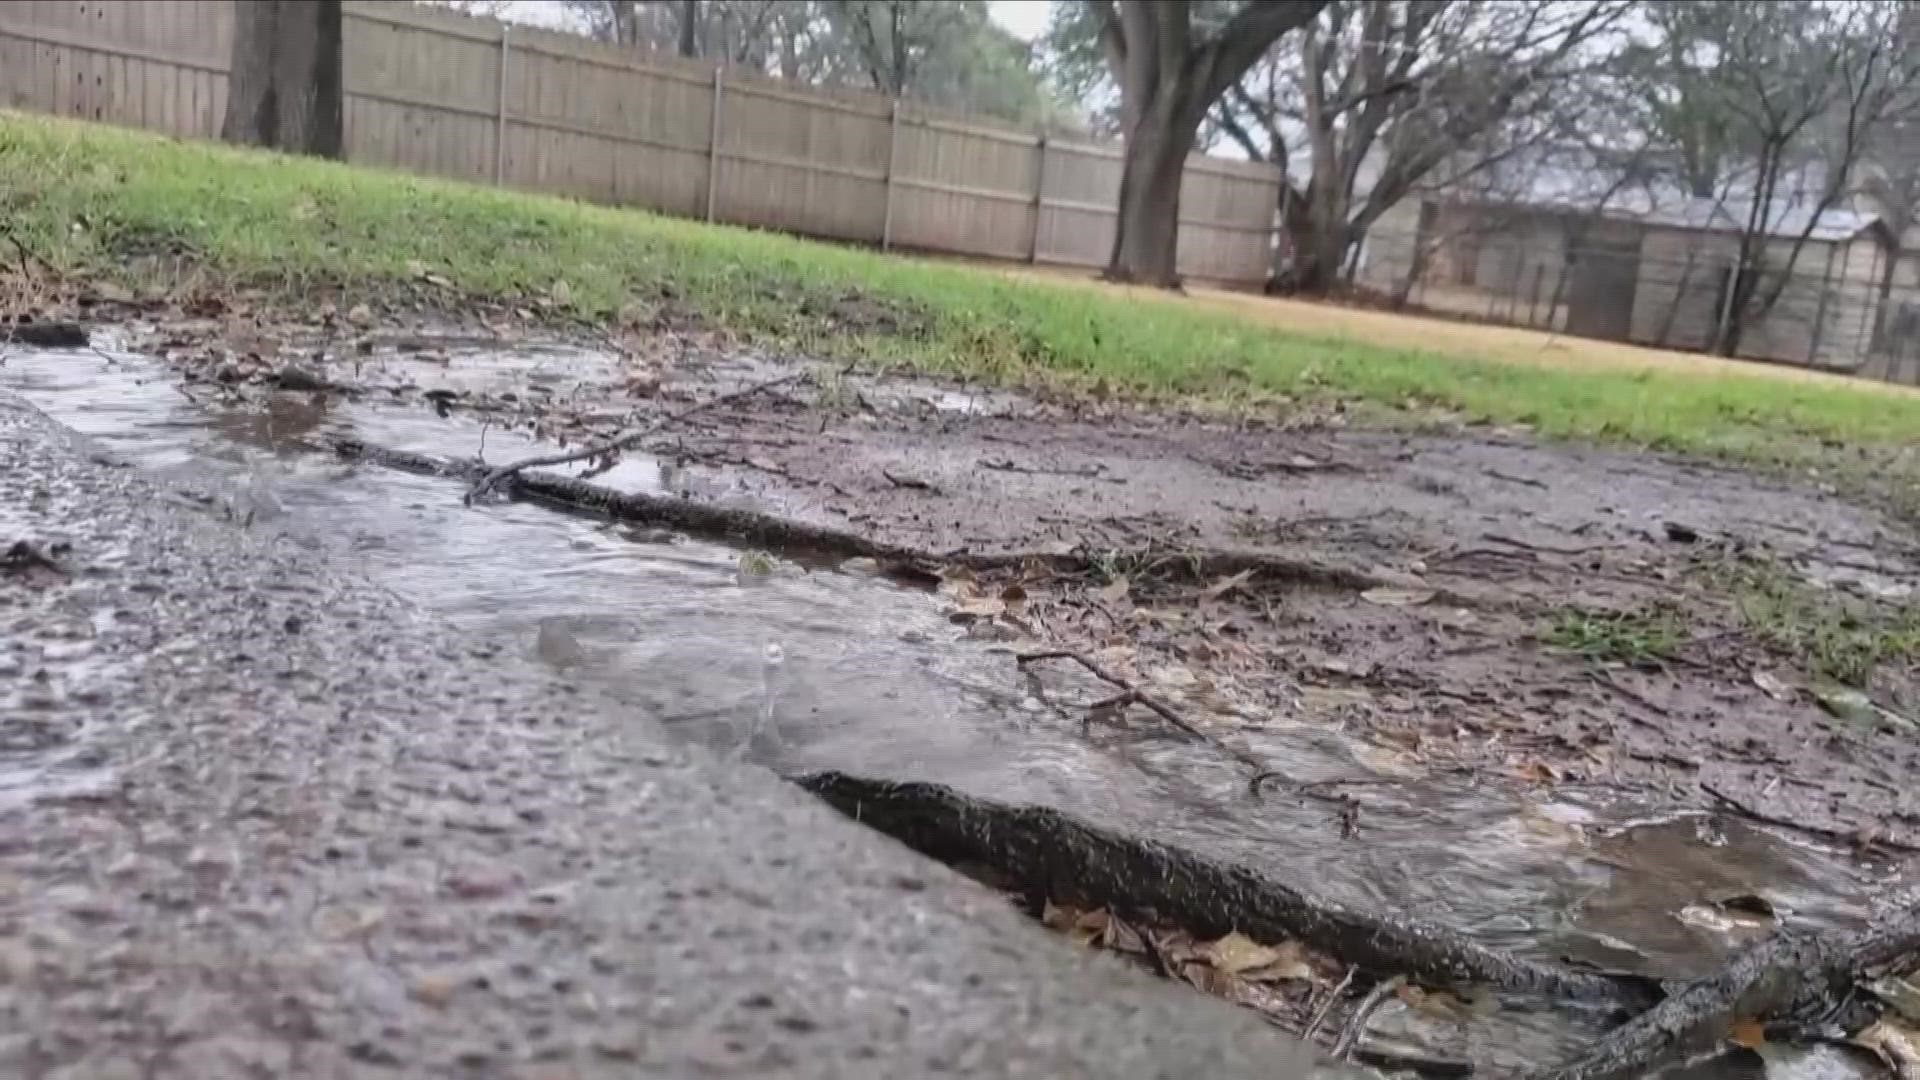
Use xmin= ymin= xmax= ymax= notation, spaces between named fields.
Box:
xmin=989 ymin=1 xmax=1051 ymax=43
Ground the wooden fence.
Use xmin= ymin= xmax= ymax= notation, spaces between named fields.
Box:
xmin=0 ymin=1 xmax=1283 ymax=284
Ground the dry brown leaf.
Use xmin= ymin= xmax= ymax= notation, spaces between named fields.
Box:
xmin=1512 ymin=760 xmax=1559 ymax=784
xmin=344 ymin=303 xmax=373 ymax=327
xmin=1204 ymin=931 xmax=1284 ymax=975
xmin=1180 ymin=962 xmax=1238 ymax=998
xmin=1362 ymin=587 xmax=1436 ymax=607
xmin=1727 ymin=1018 xmax=1767 ymax=1050
xmin=1238 ymin=940 xmax=1315 ymax=983
xmin=1101 ymin=914 xmax=1146 ymax=954
xmin=1095 ymin=575 xmax=1131 ymax=606
xmin=1041 ymin=899 xmax=1082 ymax=932
xmin=1860 ymin=1017 xmax=1920 ymax=1080
xmin=949 ymin=597 xmax=1006 ymax=620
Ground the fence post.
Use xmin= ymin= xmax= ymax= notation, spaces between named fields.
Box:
xmin=1028 ymin=134 xmax=1049 ymax=263
xmin=1806 ymin=239 xmax=1839 ymax=366
xmin=881 ymin=99 xmax=900 ymax=250
xmin=493 ymin=25 xmax=511 ymax=185
xmin=705 ymin=66 xmax=724 ymax=222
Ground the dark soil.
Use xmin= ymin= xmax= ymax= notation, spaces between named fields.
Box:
xmin=101 ymin=299 xmax=1920 ymax=855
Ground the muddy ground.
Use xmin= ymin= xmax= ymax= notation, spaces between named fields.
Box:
xmin=103 ymin=290 xmax=1920 ymax=855
xmin=8 ymin=284 xmax=1919 ymax=1074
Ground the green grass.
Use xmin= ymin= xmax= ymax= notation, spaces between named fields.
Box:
xmin=5 ymin=111 xmax=1920 ymax=472
xmin=1715 ymin=560 xmax=1920 ymax=687
xmin=1543 ymin=608 xmax=1689 ymax=665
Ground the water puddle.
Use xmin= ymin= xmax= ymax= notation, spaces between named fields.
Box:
xmin=2 ymin=343 xmax=1903 ymax=1075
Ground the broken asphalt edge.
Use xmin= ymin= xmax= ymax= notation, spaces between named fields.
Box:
xmin=0 ymin=391 xmax=1361 ymax=1078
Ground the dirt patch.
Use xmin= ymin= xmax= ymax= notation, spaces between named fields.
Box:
xmin=49 ymin=298 xmax=1920 ymax=852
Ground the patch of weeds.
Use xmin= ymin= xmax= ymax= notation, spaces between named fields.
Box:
xmin=737 ymin=550 xmax=776 ymax=578
xmin=1717 ymin=559 xmax=1920 ymax=687
xmin=811 ymin=365 xmax=860 ymax=412
xmin=1087 ymin=548 xmax=1150 ymax=584
xmin=1544 ymin=607 xmax=1687 ymax=665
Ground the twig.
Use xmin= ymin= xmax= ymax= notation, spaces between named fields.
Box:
xmin=978 ymin=457 xmax=1125 ymax=484
xmin=881 ymin=468 xmax=938 ymax=492
xmin=1700 ymin=781 xmax=1920 ymax=854
xmin=1016 ymin=650 xmax=1207 ymax=742
xmin=1483 ymin=532 xmax=1606 ymax=556
xmin=1485 ymin=468 xmax=1549 ymax=489
xmin=464 ymin=368 xmax=812 ymax=503
xmin=1333 ymin=975 xmax=1405 ymax=1061
xmin=1352 ymin=1041 xmax=1475 ymax=1077
xmin=1587 ymin=671 xmax=1673 ymax=731
xmin=1303 ymin=965 xmax=1357 ymax=1042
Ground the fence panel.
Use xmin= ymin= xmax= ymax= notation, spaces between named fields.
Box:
xmin=0 ymin=0 xmax=1283 ymax=286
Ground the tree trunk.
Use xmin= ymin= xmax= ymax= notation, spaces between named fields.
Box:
xmin=1283 ymin=209 xmax=1350 ymax=294
xmin=221 ymin=0 xmax=343 ymax=158
xmin=1106 ymin=96 xmax=1200 ymax=287
xmin=678 ymin=0 xmax=700 ymax=58
xmin=1873 ymin=246 xmax=1900 ymax=354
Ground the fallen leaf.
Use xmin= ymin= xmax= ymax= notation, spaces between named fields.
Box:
xmin=1095 ymin=575 xmax=1131 ymax=606
xmin=344 ymin=303 xmax=373 ymax=327
xmin=1751 ymin=670 xmax=1794 ymax=702
xmin=1238 ymin=940 xmax=1315 ymax=983
xmin=1858 ymin=1017 xmax=1920 ymax=1080
xmin=1204 ymin=931 xmax=1284 ymax=975
xmin=1180 ymin=962 xmax=1238 ymax=998
xmin=1512 ymin=760 xmax=1559 ymax=784
xmin=1040 ymin=899 xmax=1081 ymax=932
xmin=948 ymin=597 xmax=1006 ymax=620
xmin=550 ymin=279 xmax=572 ymax=305
xmin=1040 ymin=539 xmax=1079 ymax=557
xmin=1362 ymin=587 xmax=1436 ymax=607
xmin=1727 ymin=1018 xmax=1767 ymax=1050
xmin=1100 ymin=913 xmax=1146 ymax=954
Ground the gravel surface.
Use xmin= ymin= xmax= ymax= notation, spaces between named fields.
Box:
xmin=0 ymin=392 xmax=1353 ymax=1079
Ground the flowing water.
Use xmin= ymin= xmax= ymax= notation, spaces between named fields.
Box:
xmin=4 ymin=341 xmax=1904 ymax=1076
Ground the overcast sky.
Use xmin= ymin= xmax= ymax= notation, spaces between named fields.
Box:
xmin=989 ymin=1 xmax=1050 ymax=42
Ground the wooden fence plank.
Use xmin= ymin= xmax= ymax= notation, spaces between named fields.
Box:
xmin=0 ymin=0 xmax=1281 ymax=284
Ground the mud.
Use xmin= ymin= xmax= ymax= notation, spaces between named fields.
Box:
xmin=0 ymin=391 xmax=1369 ymax=1079
xmin=8 ymin=308 xmax=1920 ymax=1076
xmin=160 ymin=309 xmax=1920 ymax=852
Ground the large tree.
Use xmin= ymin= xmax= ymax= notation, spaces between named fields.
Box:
xmin=1092 ymin=1 xmax=1327 ymax=287
xmin=1206 ymin=0 xmax=1628 ymax=294
xmin=1621 ymin=1 xmax=1919 ymax=357
xmin=221 ymin=0 xmax=344 ymax=158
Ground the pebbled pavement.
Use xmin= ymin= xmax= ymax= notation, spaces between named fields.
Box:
xmin=0 ymin=392 xmax=1354 ymax=1079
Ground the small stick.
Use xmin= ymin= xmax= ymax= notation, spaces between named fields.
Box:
xmin=1701 ymin=782 xmax=1920 ymax=854
xmin=464 ymin=368 xmax=812 ymax=503
xmin=1303 ymin=965 xmax=1358 ymax=1042
xmin=1016 ymin=650 xmax=1208 ymax=742
xmin=1332 ymin=975 xmax=1405 ymax=1061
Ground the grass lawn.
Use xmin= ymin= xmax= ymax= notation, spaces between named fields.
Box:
xmin=3 ymin=111 xmax=1918 ymax=475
